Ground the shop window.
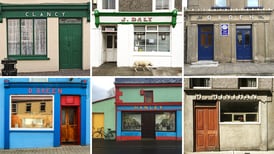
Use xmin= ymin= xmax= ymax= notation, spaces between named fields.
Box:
xmin=7 ymin=19 xmax=47 ymax=59
xmin=10 ymin=95 xmax=53 ymax=129
xmin=220 ymin=102 xmax=259 ymax=123
xmin=122 ymin=112 xmax=141 ymax=131
xmin=190 ymin=78 xmax=211 ymax=89
xmin=238 ymin=78 xmax=257 ymax=89
xmin=144 ymin=91 xmax=153 ymax=103
xmin=153 ymin=0 xmax=174 ymax=11
xmin=134 ymin=26 xmax=170 ymax=52
xmin=155 ymin=112 xmax=176 ymax=132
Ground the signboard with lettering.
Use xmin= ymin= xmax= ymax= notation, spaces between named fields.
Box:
xmin=221 ymin=24 xmax=229 ymax=36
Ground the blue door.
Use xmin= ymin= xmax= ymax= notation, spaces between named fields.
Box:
xmin=198 ymin=25 xmax=214 ymax=60
xmin=236 ymin=26 xmax=252 ymax=60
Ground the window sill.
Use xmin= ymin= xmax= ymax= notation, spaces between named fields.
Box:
xmin=8 ymin=56 xmax=50 ymax=61
xmin=245 ymin=6 xmax=264 ymax=9
xmin=211 ymin=6 xmax=231 ymax=9
xmin=133 ymin=51 xmax=171 ymax=57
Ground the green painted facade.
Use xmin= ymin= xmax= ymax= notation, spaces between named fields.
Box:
xmin=120 ymin=87 xmax=182 ymax=103
xmin=92 ymin=97 xmax=116 ymax=131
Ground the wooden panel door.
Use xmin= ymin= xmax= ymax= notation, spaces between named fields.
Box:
xmin=141 ymin=112 xmax=155 ymax=139
xmin=195 ymin=106 xmax=219 ymax=151
xmin=198 ymin=25 xmax=214 ymax=60
xmin=61 ymin=107 xmax=79 ymax=144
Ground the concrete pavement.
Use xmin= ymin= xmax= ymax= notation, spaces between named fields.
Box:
xmin=17 ymin=69 xmax=90 ymax=76
xmin=0 ymin=145 xmax=90 ymax=154
xmin=92 ymin=62 xmax=182 ymax=76
xmin=184 ymin=62 xmax=274 ymax=76
xmin=185 ymin=151 xmax=274 ymax=154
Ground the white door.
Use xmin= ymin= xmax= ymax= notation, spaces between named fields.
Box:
xmin=105 ymin=34 xmax=117 ymax=62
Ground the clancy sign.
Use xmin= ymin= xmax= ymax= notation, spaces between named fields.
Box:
xmin=25 ymin=11 xmax=66 ymax=17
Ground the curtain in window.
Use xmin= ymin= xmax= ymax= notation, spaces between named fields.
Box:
xmin=21 ymin=19 xmax=33 ymax=55
xmin=8 ymin=19 xmax=20 ymax=55
xmin=34 ymin=19 xmax=46 ymax=55
xmin=156 ymin=0 xmax=169 ymax=10
xmin=103 ymin=0 xmax=115 ymax=9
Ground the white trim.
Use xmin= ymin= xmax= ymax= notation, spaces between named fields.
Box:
xmin=10 ymin=95 xmax=54 ymax=131
xmin=153 ymin=0 xmax=175 ymax=12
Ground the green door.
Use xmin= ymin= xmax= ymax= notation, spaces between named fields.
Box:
xmin=59 ymin=18 xmax=82 ymax=69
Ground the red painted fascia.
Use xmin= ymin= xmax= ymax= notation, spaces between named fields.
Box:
xmin=116 ymin=136 xmax=141 ymax=141
xmin=116 ymin=102 xmax=182 ymax=106
xmin=156 ymin=136 xmax=182 ymax=141
xmin=115 ymin=83 xmax=181 ymax=87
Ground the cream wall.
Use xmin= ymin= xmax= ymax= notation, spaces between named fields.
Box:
xmin=83 ymin=17 xmax=90 ymax=70
xmin=0 ymin=19 xmax=8 ymax=68
xmin=0 ymin=0 xmax=88 ymax=3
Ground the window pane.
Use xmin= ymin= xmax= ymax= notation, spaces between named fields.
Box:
xmin=122 ymin=113 xmax=141 ymax=131
xmin=239 ymin=78 xmax=257 ymax=88
xmin=103 ymin=0 xmax=115 ymax=9
xmin=158 ymin=33 xmax=170 ymax=51
xmin=107 ymin=35 xmax=113 ymax=48
xmin=215 ymin=0 xmax=226 ymax=7
xmin=134 ymin=32 xmax=145 ymax=51
xmin=156 ymin=0 xmax=169 ymax=10
xmin=237 ymin=32 xmax=243 ymax=45
xmin=191 ymin=78 xmax=210 ymax=87
xmin=245 ymin=31 xmax=250 ymax=45
xmin=21 ymin=19 xmax=33 ymax=55
xmin=146 ymin=33 xmax=157 ymax=51
xmin=11 ymin=96 xmax=53 ymax=129
xmin=247 ymin=0 xmax=259 ymax=7
xmin=34 ymin=19 xmax=46 ymax=55
xmin=155 ymin=112 xmax=176 ymax=132
xmin=144 ymin=91 xmax=153 ymax=103
xmin=8 ymin=19 xmax=20 ymax=55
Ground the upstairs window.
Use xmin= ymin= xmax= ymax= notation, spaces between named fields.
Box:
xmin=154 ymin=0 xmax=174 ymax=11
xmin=247 ymin=0 xmax=259 ymax=7
xmin=190 ymin=78 xmax=211 ymax=89
xmin=144 ymin=91 xmax=153 ymax=103
xmin=215 ymin=0 xmax=227 ymax=7
xmin=238 ymin=78 xmax=257 ymax=89
xmin=102 ymin=0 xmax=116 ymax=9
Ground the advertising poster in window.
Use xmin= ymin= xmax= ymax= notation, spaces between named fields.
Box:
xmin=155 ymin=112 xmax=175 ymax=131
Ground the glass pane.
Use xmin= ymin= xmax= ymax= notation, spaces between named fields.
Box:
xmin=201 ymin=34 xmax=206 ymax=47
xmin=159 ymin=26 xmax=170 ymax=32
xmin=134 ymin=26 xmax=145 ymax=32
xmin=147 ymin=26 xmax=157 ymax=31
xmin=114 ymin=35 xmax=117 ymax=48
xmin=247 ymin=0 xmax=259 ymax=7
xmin=122 ymin=113 xmax=141 ymax=131
xmin=208 ymin=34 xmax=213 ymax=46
xmin=234 ymin=115 xmax=244 ymax=122
xmin=239 ymin=78 xmax=256 ymax=87
xmin=201 ymin=27 xmax=212 ymax=32
xmin=156 ymin=0 xmax=169 ymax=10
xmin=191 ymin=78 xmax=210 ymax=87
xmin=134 ymin=32 xmax=145 ymax=51
xmin=146 ymin=33 xmax=157 ymax=51
xmin=103 ymin=0 xmax=115 ymax=9
xmin=62 ymin=109 xmax=66 ymax=125
xmin=158 ymin=32 xmax=170 ymax=52
xmin=21 ymin=19 xmax=33 ymax=55
xmin=237 ymin=32 xmax=243 ymax=45
xmin=155 ymin=112 xmax=176 ymax=132
xmin=144 ymin=91 xmax=153 ymax=103
xmin=215 ymin=0 xmax=226 ymax=7
xmin=107 ymin=35 xmax=113 ymax=48
xmin=221 ymin=114 xmax=232 ymax=122
xmin=59 ymin=18 xmax=81 ymax=24
xmin=11 ymin=96 xmax=53 ymax=129
xmin=34 ymin=19 xmax=46 ymax=55
xmin=69 ymin=109 xmax=76 ymax=125
xmin=245 ymin=31 xmax=250 ymax=45
xmin=8 ymin=19 xmax=20 ymax=55
xmin=246 ymin=114 xmax=257 ymax=121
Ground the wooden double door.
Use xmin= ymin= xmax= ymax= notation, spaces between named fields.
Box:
xmin=61 ymin=106 xmax=80 ymax=144
xmin=195 ymin=101 xmax=219 ymax=152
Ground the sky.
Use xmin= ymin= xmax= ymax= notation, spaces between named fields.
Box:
xmin=92 ymin=77 xmax=115 ymax=102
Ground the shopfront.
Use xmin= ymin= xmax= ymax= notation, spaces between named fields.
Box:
xmin=115 ymin=78 xmax=182 ymax=141
xmin=2 ymin=78 xmax=90 ymax=149
xmin=0 ymin=1 xmax=90 ymax=73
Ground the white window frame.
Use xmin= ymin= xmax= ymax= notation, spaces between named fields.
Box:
xmin=191 ymin=78 xmax=212 ymax=89
xmin=246 ymin=0 xmax=260 ymax=7
xmin=239 ymin=78 xmax=258 ymax=89
xmin=153 ymin=0 xmax=175 ymax=12
xmin=10 ymin=95 xmax=54 ymax=131
xmin=29 ymin=78 xmax=48 ymax=82
xmin=214 ymin=0 xmax=228 ymax=7
xmin=219 ymin=101 xmax=261 ymax=125
xmin=97 ymin=0 xmax=119 ymax=12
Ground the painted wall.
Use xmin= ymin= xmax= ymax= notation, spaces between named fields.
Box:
xmin=0 ymin=0 xmax=88 ymax=3
xmin=0 ymin=79 xmax=5 ymax=149
xmin=120 ymin=87 xmax=182 ymax=103
xmin=92 ymin=98 xmax=116 ymax=132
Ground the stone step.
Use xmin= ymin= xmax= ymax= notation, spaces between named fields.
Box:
xmin=190 ymin=61 xmax=219 ymax=67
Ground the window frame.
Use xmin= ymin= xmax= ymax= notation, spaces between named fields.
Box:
xmin=245 ymin=0 xmax=263 ymax=9
xmin=144 ymin=90 xmax=153 ymax=103
xmin=219 ymin=101 xmax=261 ymax=125
xmin=238 ymin=78 xmax=258 ymax=89
xmin=190 ymin=78 xmax=211 ymax=89
xmin=153 ymin=0 xmax=175 ymax=12
xmin=98 ymin=0 xmax=118 ymax=12
xmin=7 ymin=18 xmax=48 ymax=60
xmin=10 ymin=95 xmax=54 ymax=131
xmin=155 ymin=112 xmax=176 ymax=132
xmin=122 ymin=112 xmax=141 ymax=131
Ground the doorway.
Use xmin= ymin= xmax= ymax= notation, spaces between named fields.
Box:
xmin=141 ymin=112 xmax=155 ymax=139
xmin=198 ymin=25 xmax=214 ymax=60
xmin=236 ymin=25 xmax=252 ymax=60
xmin=194 ymin=101 xmax=219 ymax=152
xmin=59 ymin=18 xmax=82 ymax=69
xmin=61 ymin=107 xmax=79 ymax=144
xmin=92 ymin=113 xmax=104 ymax=139
xmin=104 ymin=33 xmax=117 ymax=62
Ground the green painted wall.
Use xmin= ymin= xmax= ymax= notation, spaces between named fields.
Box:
xmin=92 ymin=98 xmax=115 ymax=131
xmin=120 ymin=87 xmax=182 ymax=103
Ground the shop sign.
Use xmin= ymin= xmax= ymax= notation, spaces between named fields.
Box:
xmin=220 ymin=24 xmax=229 ymax=36
xmin=194 ymin=14 xmax=267 ymax=22
xmin=28 ymin=88 xmax=62 ymax=94
xmin=133 ymin=106 xmax=163 ymax=110
xmin=25 ymin=11 xmax=66 ymax=17
xmin=121 ymin=17 xmax=153 ymax=23
xmin=195 ymin=93 xmax=257 ymax=100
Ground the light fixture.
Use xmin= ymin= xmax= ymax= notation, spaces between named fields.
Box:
xmin=137 ymin=34 xmax=142 ymax=40
xmin=161 ymin=34 xmax=166 ymax=40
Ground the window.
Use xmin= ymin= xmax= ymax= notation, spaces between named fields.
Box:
xmin=154 ymin=0 xmax=173 ymax=11
xmin=220 ymin=102 xmax=259 ymax=123
xmin=190 ymin=78 xmax=211 ymax=88
xmin=134 ymin=26 xmax=170 ymax=52
xmin=155 ymin=112 xmax=176 ymax=132
xmin=102 ymin=0 xmax=115 ymax=9
xmin=11 ymin=95 xmax=53 ymax=129
xmin=8 ymin=19 xmax=47 ymax=58
xmin=144 ymin=91 xmax=153 ymax=103
xmin=122 ymin=113 xmax=141 ymax=131
xmin=215 ymin=0 xmax=227 ymax=7
xmin=239 ymin=78 xmax=257 ymax=89
xmin=247 ymin=0 xmax=259 ymax=7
